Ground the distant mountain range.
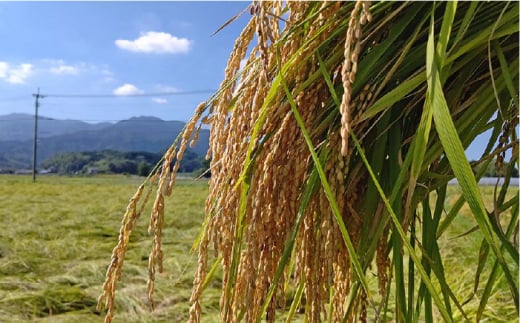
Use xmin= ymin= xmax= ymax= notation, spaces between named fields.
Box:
xmin=0 ymin=113 xmax=112 ymax=141
xmin=0 ymin=113 xmax=209 ymax=169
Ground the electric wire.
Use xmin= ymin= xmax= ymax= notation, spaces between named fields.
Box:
xmin=44 ymin=89 xmax=215 ymax=98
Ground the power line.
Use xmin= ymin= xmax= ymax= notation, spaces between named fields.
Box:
xmin=0 ymin=118 xmax=191 ymax=123
xmin=45 ymin=89 xmax=216 ymax=98
xmin=0 ymin=96 xmax=32 ymax=103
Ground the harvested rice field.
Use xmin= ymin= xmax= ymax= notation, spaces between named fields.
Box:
xmin=0 ymin=175 xmax=516 ymax=322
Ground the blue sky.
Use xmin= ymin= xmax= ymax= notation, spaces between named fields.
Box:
xmin=0 ymin=1 xmax=250 ymax=122
xmin=0 ymin=1 xmax=501 ymax=161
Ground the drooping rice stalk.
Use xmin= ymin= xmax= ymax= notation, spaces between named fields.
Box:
xmin=99 ymin=1 xmax=519 ymax=322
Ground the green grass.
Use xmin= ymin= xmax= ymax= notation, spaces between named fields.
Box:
xmin=0 ymin=175 xmax=516 ymax=322
xmin=0 ymin=174 xmax=220 ymax=323
xmin=434 ymin=186 xmax=518 ymax=322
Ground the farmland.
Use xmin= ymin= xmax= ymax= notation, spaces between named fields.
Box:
xmin=0 ymin=175 xmax=219 ymax=323
xmin=0 ymin=175 xmax=517 ymax=322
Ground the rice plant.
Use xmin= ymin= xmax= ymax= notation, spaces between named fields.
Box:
xmin=99 ymin=1 xmax=519 ymax=322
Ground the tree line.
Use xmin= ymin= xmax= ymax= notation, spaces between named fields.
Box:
xmin=40 ymin=150 xmax=207 ymax=176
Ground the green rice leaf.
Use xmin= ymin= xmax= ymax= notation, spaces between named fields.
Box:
xmin=351 ymin=132 xmax=453 ymax=323
xmin=406 ymin=14 xmax=436 ymax=222
xmin=446 ymin=3 xmax=519 ymax=64
xmin=429 ymin=35 xmax=519 ymax=307
xmin=201 ymin=256 xmax=222 ymax=292
xmin=493 ymin=41 xmax=519 ymax=109
xmin=359 ymin=73 xmax=424 ymax=122
xmin=436 ymin=1 xmax=457 ymax=69
xmin=285 ymin=278 xmax=305 ymax=323
xmin=448 ymin=2 xmax=479 ymax=53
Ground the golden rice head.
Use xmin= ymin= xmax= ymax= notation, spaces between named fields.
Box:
xmin=332 ymin=241 xmax=351 ymax=322
xmin=213 ymin=8 xmax=329 ymax=318
xmin=322 ymin=132 xmax=350 ymax=322
xmin=147 ymin=100 xmax=207 ymax=311
xmin=340 ymin=1 xmax=371 ymax=156
xmin=200 ymin=3 xmax=307 ymax=318
xmin=208 ymin=17 xmax=256 ymax=167
xmin=147 ymin=191 xmax=164 ymax=310
xmin=233 ymin=95 xmax=310 ymax=321
xmin=97 ymin=184 xmax=145 ymax=323
xmin=192 ymin=34 xmax=263 ymax=323
xmin=192 ymin=16 xmax=258 ymax=318
xmin=220 ymin=76 xmax=272 ymax=322
xmin=191 ymin=2 xmax=377 ymax=322
xmin=189 ymin=225 xmax=210 ymax=323
xmin=255 ymin=1 xmax=272 ymax=79
xmin=145 ymin=147 xmax=175 ymax=307
xmin=270 ymin=0 xmax=283 ymax=42
xmin=235 ymin=110 xmax=287 ymax=320
xmin=321 ymin=125 xmax=370 ymax=322
xmin=303 ymin=200 xmax=322 ymax=322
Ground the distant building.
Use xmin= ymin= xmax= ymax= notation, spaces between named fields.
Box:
xmin=87 ymin=167 xmax=99 ymax=175
xmin=39 ymin=168 xmax=56 ymax=174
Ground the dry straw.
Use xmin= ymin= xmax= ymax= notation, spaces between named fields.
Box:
xmin=99 ymin=1 xmax=519 ymax=322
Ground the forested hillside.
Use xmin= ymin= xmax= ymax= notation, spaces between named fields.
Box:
xmin=0 ymin=115 xmax=209 ymax=170
xmin=40 ymin=150 xmax=206 ymax=175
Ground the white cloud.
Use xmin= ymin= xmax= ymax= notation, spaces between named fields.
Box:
xmin=0 ymin=59 xmax=116 ymax=85
xmin=115 ymin=31 xmax=191 ymax=54
xmin=43 ymin=60 xmax=89 ymax=77
xmin=9 ymin=64 xmax=33 ymax=84
xmin=152 ymin=98 xmax=168 ymax=104
xmin=0 ymin=62 xmax=33 ymax=84
xmin=113 ymin=83 xmax=144 ymax=96
xmin=50 ymin=64 xmax=79 ymax=75
xmin=0 ymin=62 xmax=8 ymax=78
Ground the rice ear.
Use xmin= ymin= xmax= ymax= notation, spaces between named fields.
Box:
xmin=99 ymin=1 xmax=519 ymax=322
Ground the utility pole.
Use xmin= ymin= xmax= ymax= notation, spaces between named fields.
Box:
xmin=32 ymin=88 xmax=45 ymax=182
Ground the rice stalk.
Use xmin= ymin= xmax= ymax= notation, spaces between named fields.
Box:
xmin=99 ymin=2 xmax=519 ymax=322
